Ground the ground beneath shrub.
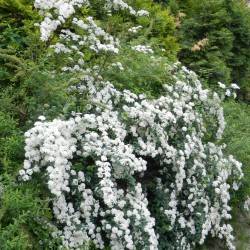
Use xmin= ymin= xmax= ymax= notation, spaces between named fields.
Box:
xmin=198 ymin=211 xmax=250 ymax=250
xmin=234 ymin=212 xmax=250 ymax=250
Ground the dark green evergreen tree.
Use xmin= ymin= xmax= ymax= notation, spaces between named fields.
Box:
xmin=167 ymin=0 xmax=250 ymax=101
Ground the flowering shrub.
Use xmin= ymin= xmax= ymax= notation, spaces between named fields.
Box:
xmin=35 ymin=0 xmax=149 ymax=40
xmin=19 ymin=1 xmax=243 ymax=249
xmin=20 ymin=66 xmax=243 ymax=249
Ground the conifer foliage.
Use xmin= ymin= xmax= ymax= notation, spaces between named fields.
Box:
xmin=168 ymin=0 xmax=250 ymax=101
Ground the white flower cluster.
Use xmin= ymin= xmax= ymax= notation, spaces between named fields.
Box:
xmin=20 ymin=65 xmax=242 ymax=249
xmin=49 ymin=16 xmax=120 ymax=58
xmin=34 ymin=0 xmax=147 ymax=41
xmin=131 ymin=45 xmax=154 ymax=54
xmin=111 ymin=62 xmax=124 ymax=71
xmin=136 ymin=10 xmax=149 ymax=17
xmin=128 ymin=26 xmax=143 ymax=34
xmin=217 ymin=82 xmax=240 ymax=99
xmin=34 ymin=0 xmax=152 ymax=78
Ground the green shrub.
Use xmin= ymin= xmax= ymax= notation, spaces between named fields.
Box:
xmin=222 ymin=101 xmax=250 ymax=204
xmin=0 ymin=112 xmax=58 ymax=249
xmin=168 ymin=0 xmax=250 ymax=101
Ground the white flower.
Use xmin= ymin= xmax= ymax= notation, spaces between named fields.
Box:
xmin=137 ymin=10 xmax=149 ymax=16
xmin=225 ymin=89 xmax=231 ymax=96
xmin=231 ymin=83 xmax=240 ymax=90
xmin=128 ymin=25 xmax=142 ymax=33
xmin=131 ymin=45 xmax=153 ymax=54
xmin=59 ymin=3 xmax=75 ymax=18
xmin=38 ymin=115 xmax=46 ymax=121
xmin=218 ymin=82 xmax=226 ymax=89
xmin=111 ymin=62 xmax=124 ymax=71
xmin=244 ymin=197 xmax=250 ymax=211
xmin=232 ymin=182 xmax=239 ymax=191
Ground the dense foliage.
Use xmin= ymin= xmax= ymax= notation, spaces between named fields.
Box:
xmin=167 ymin=0 xmax=250 ymax=102
xmin=0 ymin=0 xmax=249 ymax=249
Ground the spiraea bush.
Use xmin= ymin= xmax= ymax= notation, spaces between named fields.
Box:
xmin=20 ymin=67 xmax=243 ymax=250
xmin=14 ymin=1 xmax=244 ymax=249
